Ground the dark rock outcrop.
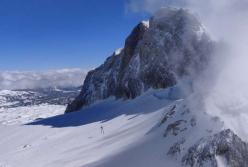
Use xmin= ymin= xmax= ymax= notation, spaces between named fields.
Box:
xmin=183 ymin=129 xmax=248 ymax=167
xmin=66 ymin=8 xmax=214 ymax=113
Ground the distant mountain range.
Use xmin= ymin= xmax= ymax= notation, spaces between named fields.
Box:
xmin=0 ymin=87 xmax=81 ymax=125
xmin=0 ymin=87 xmax=81 ymax=109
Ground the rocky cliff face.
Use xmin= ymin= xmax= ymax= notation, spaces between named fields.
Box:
xmin=157 ymin=99 xmax=248 ymax=167
xmin=183 ymin=129 xmax=248 ymax=167
xmin=66 ymin=8 xmax=214 ymax=113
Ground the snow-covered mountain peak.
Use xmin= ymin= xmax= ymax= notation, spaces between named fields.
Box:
xmin=66 ymin=7 xmax=214 ymax=113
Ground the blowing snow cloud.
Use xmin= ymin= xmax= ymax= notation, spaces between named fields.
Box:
xmin=127 ymin=0 xmax=248 ymax=139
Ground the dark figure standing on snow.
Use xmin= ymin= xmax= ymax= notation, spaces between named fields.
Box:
xmin=101 ymin=126 xmax=104 ymax=134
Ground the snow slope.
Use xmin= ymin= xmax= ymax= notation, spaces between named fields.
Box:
xmin=0 ymin=104 xmax=65 ymax=125
xmin=0 ymin=88 xmax=222 ymax=167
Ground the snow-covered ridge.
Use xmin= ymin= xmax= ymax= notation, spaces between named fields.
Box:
xmin=0 ymin=90 xmax=30 ymax=96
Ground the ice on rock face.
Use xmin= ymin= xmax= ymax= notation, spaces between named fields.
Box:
xmin=141 ymin=20 xmax=150 ymax=28
xmin=114 ymin=48 xmax=123 ymax=55
xmin=66 ymin=8 xmax=214 ymax=113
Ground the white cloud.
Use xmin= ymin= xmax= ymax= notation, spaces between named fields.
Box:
xmin=0 ymin=69 xmax=88 ymax=90
xmin=126 ymin=0 xmax=186 ymax=13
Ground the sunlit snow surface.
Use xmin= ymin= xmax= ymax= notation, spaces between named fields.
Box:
xmin=0 ymin=89 xmax=221 ymax=167
xmin=0 ymin=104 xmax=65 ymax=125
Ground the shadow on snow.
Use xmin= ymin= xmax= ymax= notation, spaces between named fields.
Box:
xmin=26 ymin=89 xmax=174 ymax=128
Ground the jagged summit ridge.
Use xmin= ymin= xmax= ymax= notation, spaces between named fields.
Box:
xmin=66 ymin=8 xmax=214 ymax=113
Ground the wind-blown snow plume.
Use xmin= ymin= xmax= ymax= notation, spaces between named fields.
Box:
xmin=0 ymin=69 xmax=87 ymax=90
xmin=127 ymin=0 xmax=248 ymax=140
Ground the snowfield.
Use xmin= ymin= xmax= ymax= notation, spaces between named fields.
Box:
xmin=0 ymin=104 xmax=65 ymax=125
xmin=0 ymin=88 xmax=222 ymax=167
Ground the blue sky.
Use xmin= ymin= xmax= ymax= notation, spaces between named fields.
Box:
xmin=0 ymin=0 xmax=148 ymax=71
